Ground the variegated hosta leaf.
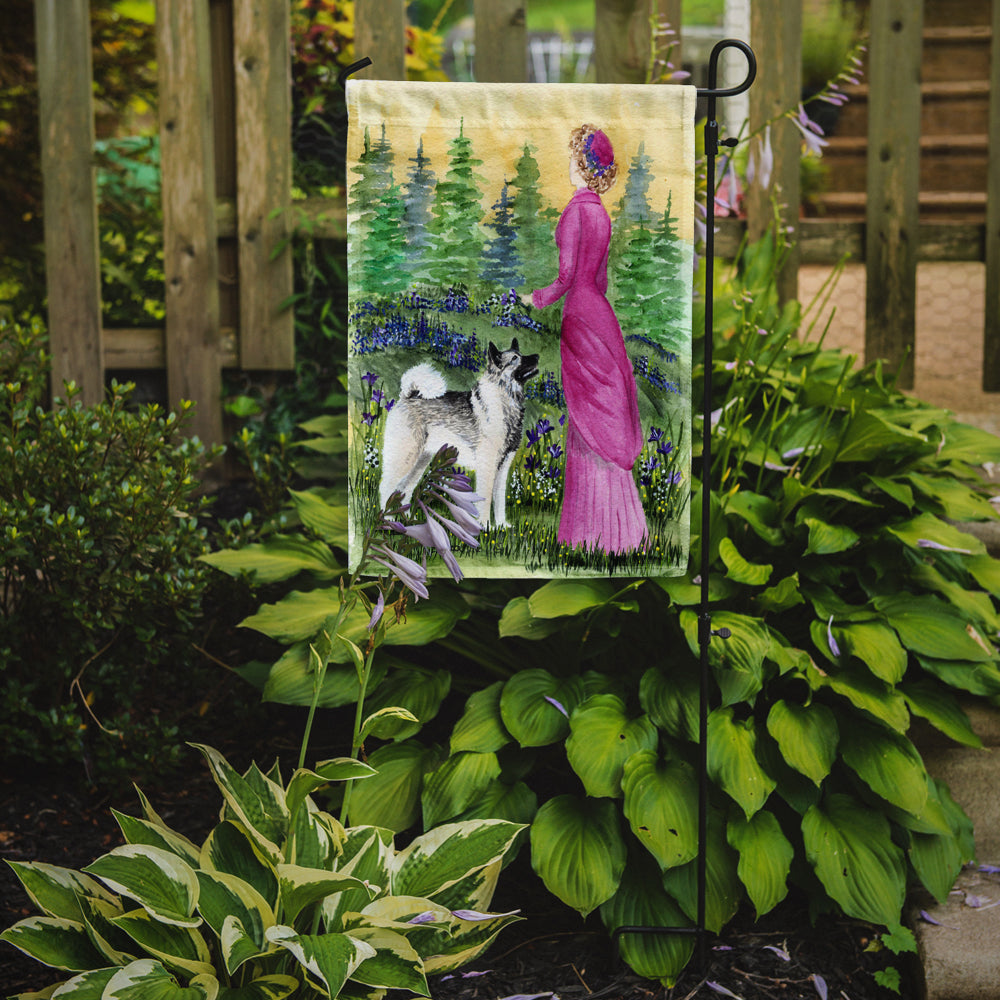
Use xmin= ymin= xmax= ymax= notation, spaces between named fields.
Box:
xmin=195 ymin=871 xmax=274 ymax=974
xmin=425 ymin=859 xmax=501 ymax=916
xmin=77 ymin=894 xmax=136 ymax=966
xmin=621 ymin=751 xmax=699 ymax=871
xmin=599 ymin=853 xmax=694 ymax=987
xmin=499 ymin=669 xmax=585 ymax=747
xmin=288 ymin=802 xmax=343 ymax=870
xmin=4 ymin=862 xmax=118 ymax=922
xmin=112 ymin=810 xmax=202 ymax=868
xmin=344 ymin=926 xmax=429 ymax=995
xmin=219 ymin=915 xmax=271 ymax=980
xmin=102 ymin=958 xmax=218 ymax=999
xmin=276 ymin=864 xmax=375 ymax=925
xmin=200 ymin=822 xmax=278 ymax=910
xmin=83 ymin=845 xmax=200 ymax=928
xmin=421 ymin=751 xmax=501 ymax=829
xmin=285 ymin=760 xmax=376 ymax=823
xmin=450 ymin=681 xmax=511 ymax=754
xmin=214 ymin=975 xmax=300 ymax=1000
xmin=323 ymin=829 xmax=393 ymax=931
xmin=46 ymin=966 xmax=118 ymax=997
xmin=424 ymin=906 xmax=522 ymax=975
xmin=190 ymin=745 xmax=287 ymax=863
xmin=0 ymin=916 xmax=107 ymax=972
xmin=529 ymin=795 xmax=626 ymax=917
xmin=265 ymin=926 xmax=376 ymax=998
xmin=802 ymin=793 xmax=906 ymax=926
xmin=706 ymin=707 xmax=776 ymax=819
xmin=566 ymin=695 xmax=658 ymax=799
xmin=110 ymin=908 xmax=214 ymax=979
xmin=391 ymin=820 xmax=524 ymax=901
xmin=765 ymin=700 xmax=838 ymax=786
xmin=727 ymin=810 xmax=793 ymax=918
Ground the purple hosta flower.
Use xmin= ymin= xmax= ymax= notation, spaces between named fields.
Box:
xmin=367 ymin=590 xmax=385 ymax=631
xmin=544 ymin=695 xmax=569 ymax=717
xmin=362 ymin=411 xmax=376 ymax=425
xmin=441 ymin=970 xmax=493 ymax=982
xmin=979 ymin=864 xmax=1000 ymax=874
xmin=746 ymin=124 xmax=774 ymax=190
xmin=407 ymin=911 xmax=438 ymax=925
xmin=763 ymin=944 xmax=790 ymax=962
xmin=706 ymin=983 xmax=742 ymax=999
xmin=792 ymin=103 xmax=829 ymax=156
xmin=715 ymin=157 xmax=741 ymax=215
xmin=811 ymin=974 xmax=828 ymax=1000
xmin=536 ymin=417 xmax=554 ymax=436
xmin=451 ymin=908 xmax=521 ymax=921
xmin=371 ymin=544 xmax=429 ymax=600
xmin=426 ymin=504 xmax=480 ymax=550
xmin=827 ymin=615 xmax=841 ymax=657
xmin=406 ymin=501 xmax=462 ymax=581
xmin=917 ymin=538 xmax=973 ymax=555
xmin=547 ymin=443 xmax=563 ymax=461
xmin=362 ymin=371 xmax=379 ymax=386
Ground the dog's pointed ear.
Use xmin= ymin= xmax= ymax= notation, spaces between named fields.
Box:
xmin=488 ymin=341 xmax=500 ymax=365
xmin=510 ymin=337 xmax=520 ymax=353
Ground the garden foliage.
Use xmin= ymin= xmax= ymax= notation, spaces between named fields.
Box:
xmin=0 ymin=317 xmax=218 ymax=782
xmin=201 ymin=233 xmax=1000 ymax=985
xmin=1 ymin=744 xmax=524 ymax=998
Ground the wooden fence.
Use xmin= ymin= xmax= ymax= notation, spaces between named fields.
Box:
xmin=33 ymin=0 xmax=1000 ymax=445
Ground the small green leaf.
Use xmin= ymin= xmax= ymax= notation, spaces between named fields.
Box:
xmin=4 ymin=862 xmax=117 ymax=923
xmin=765 ymin=700 xmax=838 ymax=786
xmin=450 ymin=682 xmax=511 ymax=754
xmin=803 ymin=517 xmax=859 ymax=555
xmin=527 ymin=579 xmax=617 ymax=618
xmin=200 ymin=536 xmax=341 ymax=584
xmin=639 ymin=664 xmax=699 ymax=742
xmin=288 ymin=489 xmax=349 ymax=546
xmin=499 ymin=670 xmax=584 ymax=747
xmin=901 ymin=680 xmax=982 ymax=748
xmin=359 ymin=706 xmax=421 ymax=742
xmin=276 ymin=865 xmax=373 ymax=925
xmin=110 ymin=909 xmax=214 ymax=978
xmin=421 ymin=751 xmax=502 ymax=828
xmin=727 ymin=811 xmax=793 ymax=917
xmin=707 ymin=708 xmax=776 ymax=818
xmin=347 ymin=740 xmax=442 ymax=832
xmin=718 ymin=537 xmax=772 ymax=585
xmin=839 ymin=718 xmax=929 ymax=817
xmin=497 ymin=597 xmax=564 ymax=639
xmin=875 ymin=594 xmax=994 ymax=662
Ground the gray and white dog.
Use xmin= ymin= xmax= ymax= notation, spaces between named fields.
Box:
xmin=379 ymin=339 xmax=539 ymax=525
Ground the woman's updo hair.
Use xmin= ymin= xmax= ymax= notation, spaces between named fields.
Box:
xmin=569 ymin=124 xmax=618 ymax=195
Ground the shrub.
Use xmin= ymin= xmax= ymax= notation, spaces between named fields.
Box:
xmin=0 ymin=317 xmax=220 ymax=783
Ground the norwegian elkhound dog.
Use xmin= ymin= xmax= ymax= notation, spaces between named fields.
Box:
xmin=379 ymin=339 xmax=539 ymax=525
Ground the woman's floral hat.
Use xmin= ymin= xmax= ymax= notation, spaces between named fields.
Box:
xmin=583 ymin=129 xmax=614 ymax=177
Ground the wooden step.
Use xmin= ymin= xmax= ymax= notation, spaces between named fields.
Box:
xmin=813 ymin=190 xmax=987 ymax=222
xmin=922 ymin=25 xmax=993 ymax=83
xmin=922 ymin=0 xmax=992 ymax=28
xmin=822 ymin=134 xmax=989 ymax=193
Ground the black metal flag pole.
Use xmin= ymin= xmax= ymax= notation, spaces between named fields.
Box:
xmin=612 ymin=38 xmax=756 ymax=973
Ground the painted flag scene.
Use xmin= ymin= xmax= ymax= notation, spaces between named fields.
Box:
xmin=346 ymin=81 xmax=696 ymax=577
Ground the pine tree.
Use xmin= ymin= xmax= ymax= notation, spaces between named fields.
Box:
xmin=481 ymin=182 xmax=523 ymax=287
xmin=614 ymin=142 xmax=655 ymax=229
xmin=422 ymin=120 xmax=487 ymax=287
xmin=650 ymin=194 xmax=690 ymax=351
xmin=509 ymin=143 xmax=557 ymax=289
xmin=349 ymin=124 xmax=396 ymax=272
xmin=361 ymin=177 xmax=409 ymax=299
xmin=609 ymin=142 xmax=656 ymax=299
xmin=401 ymin=137 xmax=436 ymax=274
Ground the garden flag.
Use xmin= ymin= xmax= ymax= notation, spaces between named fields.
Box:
xmin=346 ymin=81 xmax=696 ymax=578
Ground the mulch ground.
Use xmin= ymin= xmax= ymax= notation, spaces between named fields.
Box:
xmin=1 ymin=745 xmax=913 ymax=1000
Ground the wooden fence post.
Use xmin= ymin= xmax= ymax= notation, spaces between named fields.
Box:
xmin=157 ymin=0 xmax=223 ymax=445
xmin=864 ymin=0 xmax=923 ymax=389
xmin=233 ymin=0 xmax=294 ymax=369
xmin=746 ymin=0 xmax=801 ymax=306
xmin=34 ymin=0 xmax=104 ymax=405
xmin=354 ymin=0 xmax=407 ymax=80
xmin=594 ymin=0 xmax=652 ymax=84
xmin=473 ymin=0 xmax=526 ymax=83
xmin=983 ymin=0 xmax=1000 ymax=390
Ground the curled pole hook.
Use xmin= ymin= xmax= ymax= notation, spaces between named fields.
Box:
xmin=338 ymin=56 xmax=373 ymax=91
xmin=697 ymin=38 xmax=756 ymax=99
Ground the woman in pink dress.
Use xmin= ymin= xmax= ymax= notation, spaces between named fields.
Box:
xmin=522 ymin=125 xmax=648 ymax=554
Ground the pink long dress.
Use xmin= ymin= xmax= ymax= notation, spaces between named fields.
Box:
xmin=531 ymin=188 xmax=648 ymax=553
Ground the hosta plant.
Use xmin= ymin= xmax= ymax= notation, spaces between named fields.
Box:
xmin=1 ymin=744 xmax=523 ymax=999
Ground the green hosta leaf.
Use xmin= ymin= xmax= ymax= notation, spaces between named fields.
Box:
xmin=874 ymin=594 xmax=995 ymax=662
xmin=901 ymin=680 xmax=982 ymax=748
xmin=421 ymin=751 xmax=502 ymax=828
xmin=639 ymin=664 xmax=699 ymax=742
xmin=0 ymin=916 xmax=107 ymax=971
xmin=803 ymin=517 xmax=859 ymax=556
xmin=599 ymin=853 xmax=694 ymax=987
xmin=261 ymin=643 xmax=387 ymax=709
xmin=497 ymin=596 xmax=565 ymax=639
xmin=967 ymin=553 xmax=1000 ymax=597
xmin=288 ymin=489 xmax=349 ymax=546
xmin=621 ymin=751 xmax=698 ymax=871
xmin=906 ymin=472 xmax=998 ymax=521
xmin=680 ymin=610 xmax=770 ymax=706
xmin=345 ymin=926 xmax=428 ymax=994
xmin=661 ymin=811 xmax=741 ymax=933
xmin=885 ymin=512 xmax=985 ymax=556
xmin=190 ymin=746 xmax=287 ymax=862
xmin=287 ymin=803 xmax=343 ymax=871
xmin=530 ymin=795 xmax=626 ymax=917
xmin=935 ymin=421 xmax=1000 ymax=464
xmin=277 ymin=865 xmax=374 ymax=925
xmin=200 ymin=822 xmax=278 ymax=910
xmin=707 ymin=708 xmax=776 ymax=818
xmin=910 ymin=562 xmax=1000 ymax=633
xmin=499 ymin=670 xmax=584 ymax=747
xmin=83 ymin=846 xmax=200 ymax=928
xmin=5 ymin=862 xmax=118 ymax=923
xmin=450 ymin=682 xmax=511 ymax=754
xmin=909 ymin=821 xmax=966 ymax=905
xmin=765 ymin=701 xmax=838 ymax=786
xmin=347 ymin=740 xmax=442 ymax=832
xmin=916 ymin=655 xmax=1000 ymax=697
xmin=453 ymin=779 xmax=538 ymax=827
xmin=727 ymin=811 xmax=793 ymax=918
xmin=866 ymin=474 xmax=914 ymax=509
xmin=654 ymin=573 xmax=737 ymax=606
xmin=835 ymin=621 xmax=907 ymax=684
xmin=103 ymin=959 xmax=218 ymax=1000
xmin=565 ymin=695 xmax=658 ymax=798
xmin=811 ymin=662 xmax=910 ymax=732
xmin=76 ymin=894 xmax=139 ymax=966
xmin=112 ymin=812 xmax=201 ymax=868
xmin=724 ymin=490 xmax=784 ymax=545
xmin=839 ymin=718 xmax=929 ymax=816
xmin=111 ymin=908 xmax=214 ymax=978
xmin=362 ymin=667 xmax=451 ymax=740
xmin=718 ymin=537 xmax=772 ymax=585
xmin=264 ymin=926 xmax=375 ymax=997
xmin=755 ymin=573 xmax=804 ymax=614
xmin=802 ymin=793 xmax=906 ymax=926
xmin=527 ymin=579 xmax=617 ymax=617
xmin=200 ymin=536 xmax=341 ymax=584
xmin=835 ymin=410 xmax=927 ymax=463
xmin=216 ymin=976 xmax=299 ymax=1000
xmin=393 ymin=820 xmax=524 ymax=900
xmin=195 ymin=871 xmax=273 ymax=974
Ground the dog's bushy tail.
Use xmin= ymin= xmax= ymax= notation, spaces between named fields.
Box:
xmin=399 ymin=363 xmax=447 ymax=399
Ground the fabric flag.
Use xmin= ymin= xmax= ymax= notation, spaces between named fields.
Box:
xmin=346 ymin=81 xmax=696 ymax=578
